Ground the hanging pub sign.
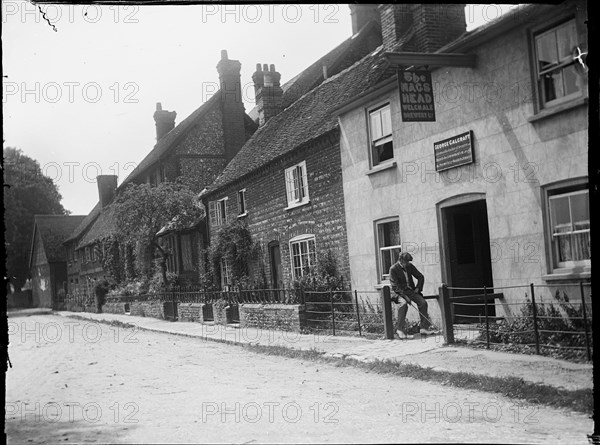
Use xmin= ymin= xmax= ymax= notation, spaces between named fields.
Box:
xmin=397 ymin=70 xmax=436 ymax=122
xmin=434 ymin=131 xmax=474 ymax=172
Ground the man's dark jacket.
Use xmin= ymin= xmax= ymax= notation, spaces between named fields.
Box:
xmin=389 ymin=262 xmax=424 ymax=296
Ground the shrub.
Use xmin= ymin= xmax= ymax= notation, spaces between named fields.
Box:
xmin=477 ymin=293 xmax=592 ymax=360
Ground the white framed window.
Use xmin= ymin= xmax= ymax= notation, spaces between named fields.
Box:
xmin=376 ymin=218 xmax=401 ymax=282
xmin=368 ymin=103 xmax=394 ymax=167
xmin=220 ymin=260 xmax=231 ymax=290
xmin=237 ymin=189 xmax=247 ymax=216
xmin=90 ymin=245 xmax=96 ymax=262
xmin=546 ymin=185 xmax=590 ymax=269
xmin=534 ymin=18 xmax=584 ymax=109
xmin=285 ymin=161 xmax=309 ymax=208
xmin=289 ymin=234 xmax=316 ymax=279
xmin=85 ymin=247 xmax=91 ymax=263
xmin=215 ymin=197 xmax=228 ymax=225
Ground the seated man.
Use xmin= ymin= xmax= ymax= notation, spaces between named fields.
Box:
xmin=389 ymin=252 xmax=438 ymax=339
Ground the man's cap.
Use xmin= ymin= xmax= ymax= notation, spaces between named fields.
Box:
xmin=399 ymin=252 xmax=413 ymax=262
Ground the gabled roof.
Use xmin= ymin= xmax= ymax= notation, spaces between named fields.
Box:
xmin=206 ymin=4 xmax=548 ymax=195
xmin=247 ymin=20 xmax=382 ymax=122
xmin=205 ymin=46 xmax=391 ymax=193
xmin=64 ymin=202 xmax=101 ymax=243
xmin=77 ymin=205 xmax=118 ymax=249
xmin=119 ymin=93 xmax=257 ymax=189
xmin=119 ymin=93 xmax=221 ymax=189
xmin=31 ymin=215 xmax=86 ymax=266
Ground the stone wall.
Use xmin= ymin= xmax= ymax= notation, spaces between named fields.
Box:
xmin=178 ymin=303 xmax=207 ymax=323
xmin=239 ymin=304 xmax=306 ymax=332
xmin=129 ymin=300 xmax=164 ymax=319
xmin=103 ymin=301 xmax=128 ymax=315
xmin=213 ymin=300 xmax=229 ymax=325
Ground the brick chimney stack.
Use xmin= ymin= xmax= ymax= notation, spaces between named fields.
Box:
xmin=97 ymin=175 xmax=118 ymax=209
xmin=378 ymin=4 xmax=466 ymax=52
xmin=378 ymin=4 xmax=413 ymax=51
xmin=253 ymin=63 xmax=283 ymax=126
xmin=216 ymin=50 xmax=246 ymax=162
xmin=349 ymin=4 xmax=380 ymax=35
xmin=412 ymin=4 xmax=467 ymax=52
xmin=252 ymin=63 xmax=283 ymax=125
xmin=153 ymin=102 xmax=176 ymax=142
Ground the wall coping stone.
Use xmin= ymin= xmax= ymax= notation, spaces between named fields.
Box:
xmin=240 ymin=303 xmax=305 ymax=310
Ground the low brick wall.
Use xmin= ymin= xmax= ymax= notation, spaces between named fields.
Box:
xmin=178 ymin=303 xmax=206 ymax=322
xmin=239 ymin=304 xmax=306 ymax=332
xmin=129 ymin=300 xmax=164 ymax=319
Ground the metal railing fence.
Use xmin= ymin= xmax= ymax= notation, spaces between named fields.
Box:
xmin=441 ymin=281 xmax=592 ymax=361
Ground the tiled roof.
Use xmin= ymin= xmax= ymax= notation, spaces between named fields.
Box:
xmin=247 ymin=20 xmax=382 ymax=122
xmin=206 ymin=46 xmax=391 ymax=193
xmin=64 ymin=202 xmax=101 ymax=243
xmin=119 ymin=93 xmax=221 ymax=188
xmin=206 ymin=6 xmax=538 ymax=194
xmin=33 ymin=215 xmax=86 ymax=262
xmin=119 ymin=93 xmax=257 ymax=189
xmin=77 ymin=205 xmax=118 ymax=249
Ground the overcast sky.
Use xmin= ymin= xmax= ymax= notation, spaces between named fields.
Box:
xmin=2 ymin=2 xmax=518 ymax=215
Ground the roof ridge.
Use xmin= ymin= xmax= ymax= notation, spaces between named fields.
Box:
xmin=206 ymin=45 xmax=390 ymax=194
xmin=285 ymin=44 xmax=386 ymax=108
xmin=119 ymin=93 xmax=222 ymax=187
xmin=34 ymin=214 xmax=85 ymax=218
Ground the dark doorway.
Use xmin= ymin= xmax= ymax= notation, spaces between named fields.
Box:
xmin=443 ymin=200 xmax=494 ymax=323
xmin=269 ymin=242 xmax=283 ymax=289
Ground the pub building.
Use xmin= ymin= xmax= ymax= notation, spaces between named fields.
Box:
xmin=335 ymin=2 xmax=589 ymax=324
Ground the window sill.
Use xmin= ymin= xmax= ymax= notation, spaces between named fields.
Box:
xmin=542 ymin=268 xmax=590 ymax=282
xmin=285 ymin=200 xmax=311 ymax=211
xmin=527 ymin=97 xmax=588 ymax=123
xmin=367 ymin=161 xmax=397 ymax=176
xmin=237 ymin=212 xmax=248 ymax=219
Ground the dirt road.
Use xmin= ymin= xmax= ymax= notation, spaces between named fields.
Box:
xmin=5 ymin=314 xmax=592 ymax=443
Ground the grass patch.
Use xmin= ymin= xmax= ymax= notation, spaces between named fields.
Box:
xmin=61 ymin=314 xmax=138 ymax=330
xmin=243 ymin=342 xmax=593 ymax=416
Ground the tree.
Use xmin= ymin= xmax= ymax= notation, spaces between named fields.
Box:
xmin=3 ymin=147 xmax=67 ymax=291
xmin=111 ymin=181 xmax=205 ymax=286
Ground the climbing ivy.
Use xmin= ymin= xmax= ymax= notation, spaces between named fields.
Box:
xmin=208 ymin=220 xmax=259 ymax=288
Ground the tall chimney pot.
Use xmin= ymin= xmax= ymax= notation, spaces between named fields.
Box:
xmin=153 ymin=103 xmax=176 ymax=142
xmin=216 ymin=50 xmax=246 ymax=162
xmin=96 ymin=175 xmax=118 ymax=209
xmin=252 ymin=62 xmax=283 ymax=126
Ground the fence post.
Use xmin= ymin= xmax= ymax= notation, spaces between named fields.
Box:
xmin=530 ymin=283 xmax=540 ymax=355
xmin=579 ymin=281 xmax=591 ymax=361
xmin=330 ymin=290 xmax=336 ymax=336
xmin=484 ymin=285 xmax=490 ymax=349
xmin=382 ymin=286 xmax=395 ymax=340
xmin=354 ymin=290 xmax=362 ymax=337
xmin=438 ymin=284 xmax=454 ymax=345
